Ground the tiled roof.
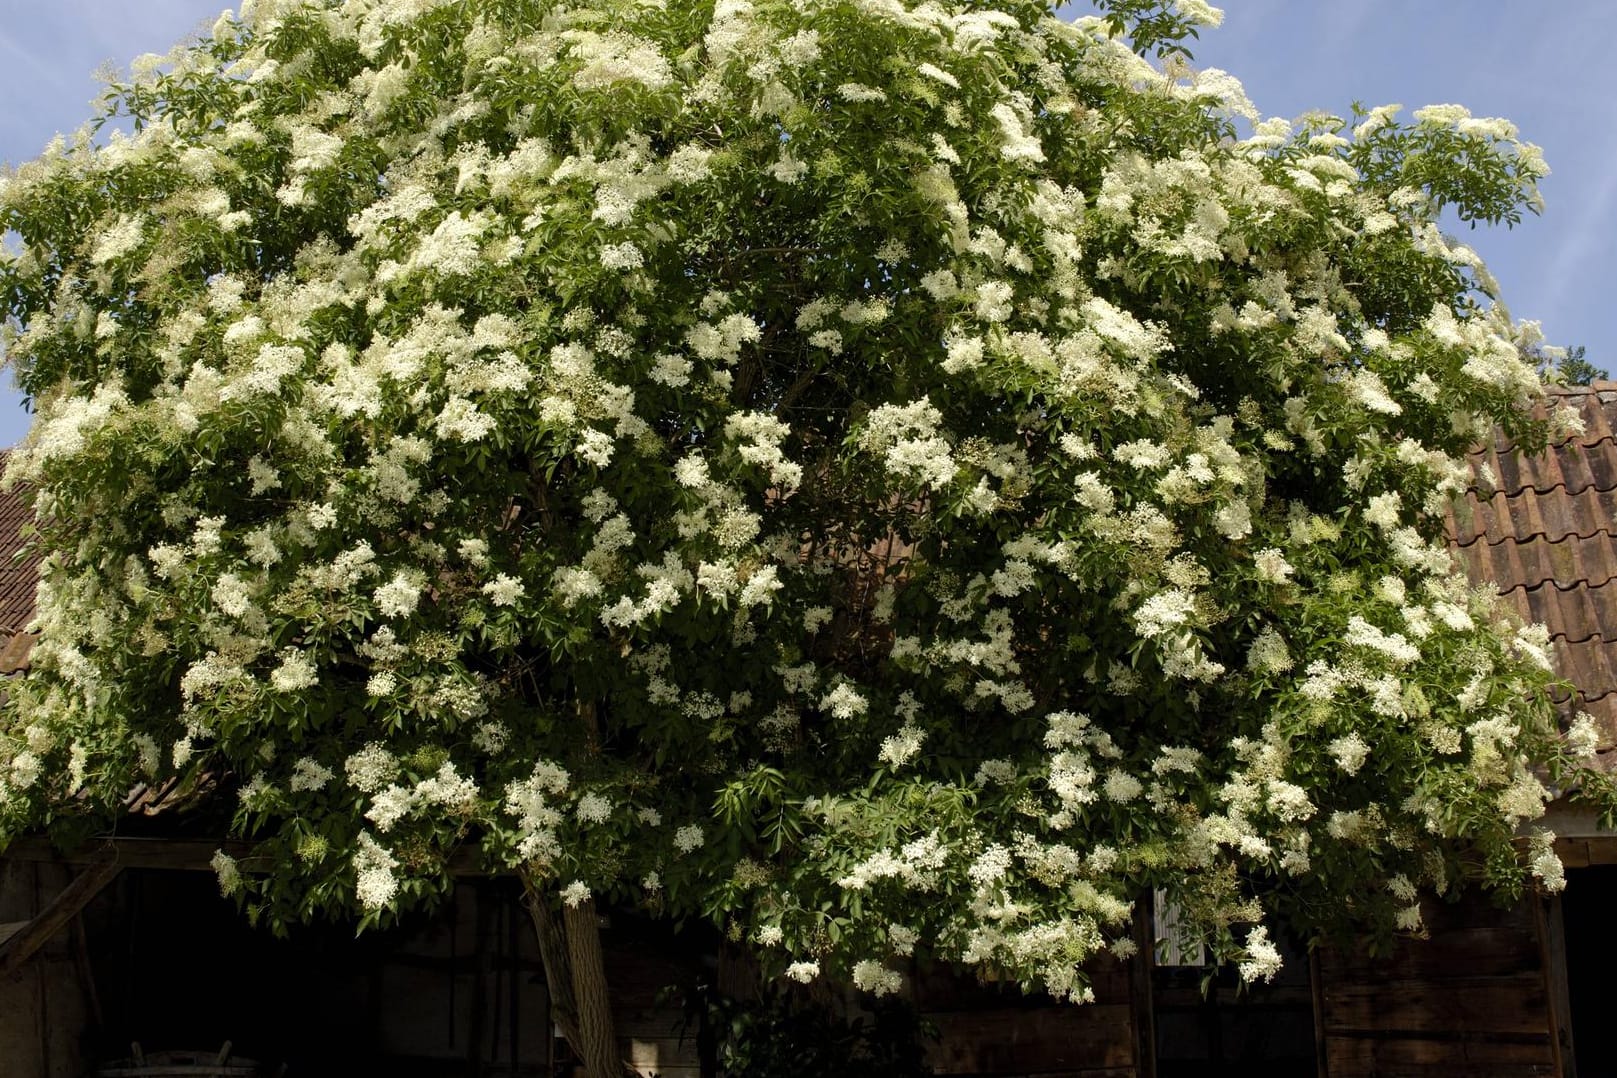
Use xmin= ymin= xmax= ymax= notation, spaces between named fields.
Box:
xmin=0 ymin=451 xmax=40 ymax=674
xmin=1448 ymin=383 xmax=1617 ymax=759
xmin=0 ymin=451 xmax=40 ymax=635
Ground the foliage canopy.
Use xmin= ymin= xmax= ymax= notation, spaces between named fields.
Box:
xmin=1 ymin=0 xmax=1609 ymax=1004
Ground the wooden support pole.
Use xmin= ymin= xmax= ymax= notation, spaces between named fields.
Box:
xmin=1537 ymin=894 xmax=1576 ymax=1077
xmin=1130 ymin=898 xmax=1157 ymax=1078
xmin=0 ymin=858 xmax=121 ymax=978
xmin=1310 ymin=947 xmax=1330 ymax=1078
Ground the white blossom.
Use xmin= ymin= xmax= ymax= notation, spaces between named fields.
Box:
xmin=482 ymin=574 xmax=526 ymax=607
xmin=1237 ymin=925 xmax=1282 ymax=983
xmin=784 ymin=960 xmax=820 ymax=984
xmin=212 ymin=850 xmax=242 ymax=898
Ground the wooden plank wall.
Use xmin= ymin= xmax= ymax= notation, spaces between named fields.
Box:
xmin=368 ymin=880 xmax=557 ymax=1073
xmin=601 ymin=918 xmax=704 ymax=1078
xmin=0 ymin=859 xmax=93 ymax=1078
xmin=1314 ymin=894 xmax=1559 ymax=1077
xmin=914 ymin=956 xmax=1140 ymax=1077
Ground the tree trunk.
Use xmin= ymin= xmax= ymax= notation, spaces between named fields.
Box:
xmin=565 ymin=895 xmax=623 ymax=1078
xmin=518 ymin=698 xmax=625 ymax=1077
xmin=521 ymin=876 xmax=626 ymax=1078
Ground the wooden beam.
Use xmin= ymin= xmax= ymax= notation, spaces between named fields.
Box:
xmin=0 ymin=859 xmax=121 ymax=978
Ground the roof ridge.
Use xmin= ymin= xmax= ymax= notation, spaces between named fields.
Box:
xmin=1546 ymin=381 xmax=1617 ymax=395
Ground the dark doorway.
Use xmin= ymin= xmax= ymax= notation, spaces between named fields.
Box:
xmin=81 ymin=870 xmax=561 ymax=1077
xmin=1562 ymin=864 xmax=1617 ymax=1075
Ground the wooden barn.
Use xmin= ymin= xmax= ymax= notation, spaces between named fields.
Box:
xmin=7 ymin=384 xmax=1617 ymax=1077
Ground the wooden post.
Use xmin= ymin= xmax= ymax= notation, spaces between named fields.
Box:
xmin=1130 ymin=899 xmax=1158 ymax=1078
xmin=1537 ymin=894 xmax=1576 ymax=1077
xmin=508 ymin=886 xmax=522 ymax=1069
xmin=1309 ymin=947 xmax=1329 ymax=1078
xmin=469 ymin=885 xmax=492 ymax=1077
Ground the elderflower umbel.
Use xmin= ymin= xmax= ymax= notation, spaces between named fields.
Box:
xmin=1237 ymin=925 xmax=1283 ymax=983
xmin=345 ymin=743 xmax=398 ymax=793
xmin=1329 ymin=733 xmax=1371 ymax=776
xmin=576 ymin=792 xmax=613 ymax=824
xmin=784 ymin=960 xmax=820 ymax=984
xmin=851 ymin=959 xmax=903 ymax=996
xmin=879 ymin=725 xmax=926 ymax=768
xmin=354 ymin=833 xmax=399 ymax=910
xmin=482 ymin=574 xmax=525 ymax=607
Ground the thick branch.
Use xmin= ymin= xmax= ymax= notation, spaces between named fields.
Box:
xmin=521 ymin=877 xmax=583 ymax=1053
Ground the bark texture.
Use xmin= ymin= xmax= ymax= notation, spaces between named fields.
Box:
xmin=565 ymin=896 xmax=623 ymax=1078
xmin=522 ymin=875 xmax=627 ymax=1078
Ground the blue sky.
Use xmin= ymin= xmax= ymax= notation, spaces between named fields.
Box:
xmin=2 ymin=1 xmax=1614 ymax=447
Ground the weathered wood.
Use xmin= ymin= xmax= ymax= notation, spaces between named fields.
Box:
xmin=1320 ymin=925 xmax=1541 ymax=980
xmin=1538 ymin=801 xmax=1617 ymax=841
xmin=1557 ymin=839 xmax=1592 ymax=869
xmin=1538 ymin=895 xmax=1576 ymax=1077
xmin=1586 ymin=839 xmax=1617 ymax=866
xmin=911 ymin=955 xmax=1132 ymax=1010
xmin=616 ymin=1034 xmax=702 ymax=1077
xmin=1324 ymin=1031 xmax=1556 ymax=1077
xmin=0 ymin=858 xmax=120 ymax=977
xmin=96 ymin=1069 xmax=261 ymax=1076
xmin=73 ymin=911 xmax=104 ymax=1030
xmin=1317 ymin=893 xmax=1561 ymax=1078
xmin=1322 ymin=975 xmax=1550 ymax=1036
